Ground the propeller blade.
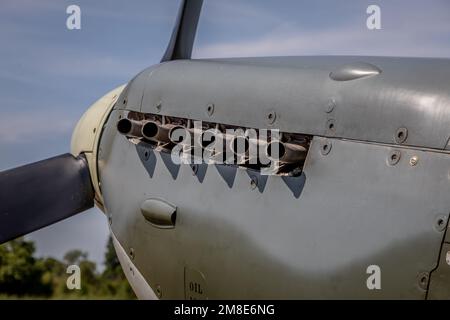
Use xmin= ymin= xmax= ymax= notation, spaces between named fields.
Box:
xmin=0 ymin=153 xmax=94 ymax=244
xmin=161 ymin=0 xmax=204 ymax=62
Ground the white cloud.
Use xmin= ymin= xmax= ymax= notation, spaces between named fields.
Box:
xmin=194 ymin=1 xmax=450 ymax=59
xmin=195 ymin=24 xmax=450 ymax=59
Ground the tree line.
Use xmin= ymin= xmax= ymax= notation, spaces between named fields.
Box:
xmin=0 ymin=237 xmax=135 ymax=299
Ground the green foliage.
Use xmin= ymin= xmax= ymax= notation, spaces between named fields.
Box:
xmin=63 ymin=250 xmax=87 ymax=265
xmin=0 ymin=237 xmax=135 ymax=299
xmin=98 ymin=237 xmax=135 ymax=299
xmin=0 ymin=238 xmax=52 ymax=297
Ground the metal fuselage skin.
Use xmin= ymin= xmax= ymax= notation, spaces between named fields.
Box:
xmin=97 ymin=56 xmax=450 ymax=299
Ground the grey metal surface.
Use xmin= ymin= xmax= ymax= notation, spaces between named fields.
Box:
xmin=428 ymin=219 xmax=450 ymax=299
xmin=99 ymin=112 xmax=450 ymax=298
xmin=140 ymin=198 xmax=177 ymax=229
xmin=117 ymin=57 xmax=450 ymax=150
xmin=114 ymin=68 xmax=159 ymax=112
xmin=111 ymin=230 xmax=158 ymax=300
xmin=428 ymin=243 xmax=450 ymax=299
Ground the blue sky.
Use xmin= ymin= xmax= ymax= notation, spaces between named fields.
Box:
xmin=0 ymin=0 xmax=449 ymax=267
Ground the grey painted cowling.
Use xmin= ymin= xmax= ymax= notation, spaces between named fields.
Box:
xmin=115 ymin=56 xmax=450 ymax=150
xmin=100 ymin=55 xmax=450 ymax=299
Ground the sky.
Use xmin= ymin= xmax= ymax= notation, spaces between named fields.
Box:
xmin=0 ymin=0 xmax=449 ymax=268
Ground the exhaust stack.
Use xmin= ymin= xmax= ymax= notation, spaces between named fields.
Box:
xmin=142 ymin=121 xmax=183 ymax=144
xmin=117 ymin=119 xmax=143 ymax=138
xmin=267 ymin=141 xmax=307 ymax=164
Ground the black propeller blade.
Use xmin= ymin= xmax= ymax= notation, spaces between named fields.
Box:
xmin=161 ymin=0 xmax=204 ymax=62
xmin=0 ymin=153 xmax=94 ymax=244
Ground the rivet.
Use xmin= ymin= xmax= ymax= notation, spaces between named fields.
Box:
xmin=326 ymin=119 xmax=336 ymax=133
xmin=387 ymin=150 xmax=401 ymax=166
xmin=435 ymin=215 xmax=447 ymax=232
xmin=129 ymin=248 xmax=135 ymax=260
xmin=250 ymin=176 xmax=258 ymax=190
xmin=267 ymin=111 xmax=277 ymax=125
xmin=155 ymin=101 xmax=162 ymax=113
xmin=409 ymin=156 xmax=419 ymax=166
xmin=395 ymin=127 xmax=408 ymax=144
xmin=325 ymin=99 xmax=336 ymax=113
xmin=156 ymin=285 xmax=162 ymax=298
xmin=446 ymin=251 xmax=450 ymax=266
xmin=320 ymin=139 xmax=332 ymax=156
xmin=417 ymin=272 xmax=429 ymax=290
xmin=206 ymin=103 xmax=215 ymax=116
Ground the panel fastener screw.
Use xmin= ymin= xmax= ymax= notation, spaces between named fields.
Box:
xmin=320 ymin=139 xmax=332 ymax=156
xmin=388 ymin=150 xmax=401 ymax=166
xmin=395 ymin=127 xmax=408 ymax=144
xmin=156 ymin=101 xmax=162 ymax=113
xmin=409 ymin=156 xmax=418 ymax=166
xmin=156 ymin=285 xmax=162 ymax=298
xmin=206 ymin=103 xmax=215 ymax=116
xmin=250 ymin=176 xmax=258 ymax=190
xmin=325 ymin=99 xmax=336 ymax=113
xmin=327 ymin=119 xmax=336 ymax=133
xmin=267 ymin=111 xmax=277 ymax=125
xmin=435 ymin=215 xmax=447 ymax=232
xmin=417 ymin=272 xmax=429 ymax=290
